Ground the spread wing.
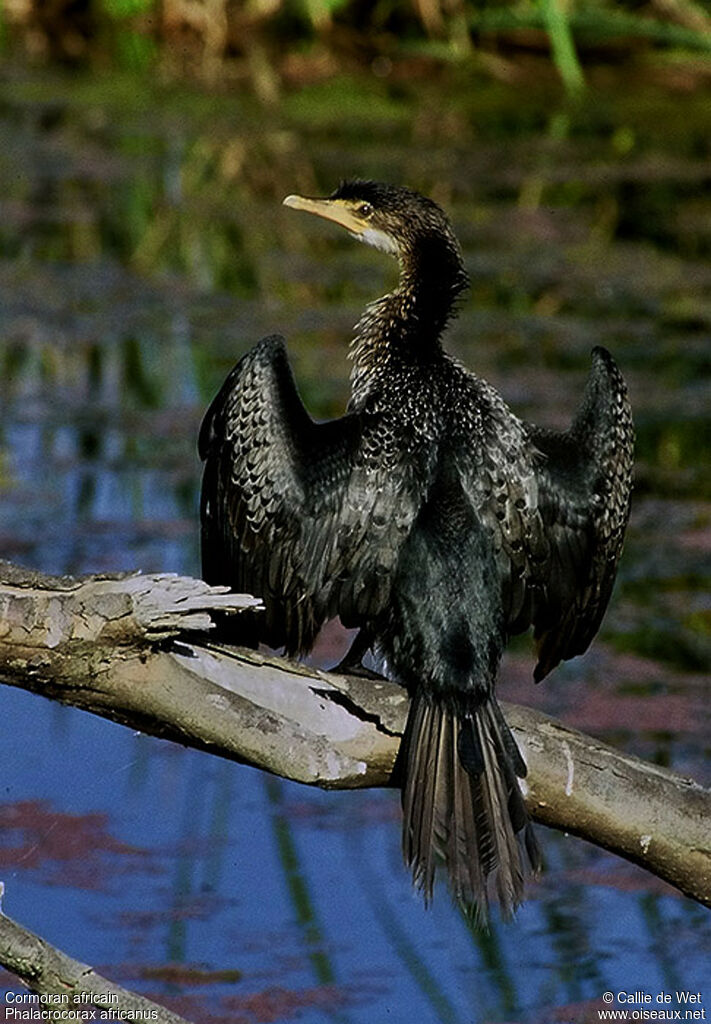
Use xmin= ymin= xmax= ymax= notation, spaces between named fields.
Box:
xmin=525 ymin=346 xmax=634 ymax=680
xmin=199 ymin=334 xmax=419 ymax=654
xmin=455 ymin=347 xmax=633 ymax=684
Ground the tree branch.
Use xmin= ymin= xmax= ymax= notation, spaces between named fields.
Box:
xmin=0 ymin=561 xmax=709 ymax=907
xmin=0 ymin=901 xmax=191 ymax=1024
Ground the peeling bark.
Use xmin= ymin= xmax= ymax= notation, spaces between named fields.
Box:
xmin=0 ymin=561 xmax=709 ymax=907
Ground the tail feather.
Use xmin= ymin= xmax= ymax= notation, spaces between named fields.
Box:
xmin=448 ymin=718 xmax=486 ymax=911
xmin=402 ymin=691 xmax=540 ymax=921
xmin=476 ymin=704 xmax=525 ymax=913
xmin=402 ymin=692 xmax=448 ymax=902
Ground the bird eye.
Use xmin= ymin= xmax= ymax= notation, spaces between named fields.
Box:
xmin=357 ymin=202 xmax=374 ymax=218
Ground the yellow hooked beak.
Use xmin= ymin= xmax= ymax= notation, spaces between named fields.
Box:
xmin=283 ymin=194 xmax=369 ymax=236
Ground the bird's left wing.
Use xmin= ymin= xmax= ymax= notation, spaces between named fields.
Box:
xmin=199 ymin=335 xmax=417 ymax=654
xmin=455 ymin=347 xmax=633 ymax=683
xmin=525 ymin=346 xmax=635 ymax=680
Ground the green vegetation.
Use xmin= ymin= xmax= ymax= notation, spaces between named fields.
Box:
xmin=2 ymin=0 xmax=711 ymax=94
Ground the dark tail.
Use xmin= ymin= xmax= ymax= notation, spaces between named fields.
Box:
xmin=401 ymin=691 xmax=541 ymax=923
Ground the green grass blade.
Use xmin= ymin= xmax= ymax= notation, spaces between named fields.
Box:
xmin=539 ymin=0 xmax=586 ymax=93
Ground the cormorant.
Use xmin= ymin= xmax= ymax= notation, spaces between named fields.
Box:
xmin=199 ymin=180 xmax=634 ymax=921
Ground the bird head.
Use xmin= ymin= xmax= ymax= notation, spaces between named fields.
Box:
xmin=284 ymin=180 xmax=464 ymax=269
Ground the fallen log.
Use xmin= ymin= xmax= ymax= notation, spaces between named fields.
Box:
xmin=0 ymin=560 xmax=709 ymax=907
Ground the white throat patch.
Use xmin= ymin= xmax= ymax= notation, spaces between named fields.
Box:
xmin=357 ymin=227 xmax=399 ymax=256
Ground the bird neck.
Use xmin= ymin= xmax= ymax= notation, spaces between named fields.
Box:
xmin=349 ymin=238 xmax=468 ymax=404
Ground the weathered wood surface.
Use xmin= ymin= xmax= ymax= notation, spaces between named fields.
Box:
xmin=0 ymin=561 xmax=709 ymax=907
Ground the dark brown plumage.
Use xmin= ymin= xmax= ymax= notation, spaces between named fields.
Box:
xmin=199 ymin=180 xmax=634 ymax=921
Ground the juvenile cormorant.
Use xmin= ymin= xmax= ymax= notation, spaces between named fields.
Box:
xmin=199 ymin=180 xmax=634 ymax=921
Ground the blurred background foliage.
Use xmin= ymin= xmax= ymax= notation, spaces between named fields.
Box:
xmin=1 ymin=0 xmax=711 ymax=97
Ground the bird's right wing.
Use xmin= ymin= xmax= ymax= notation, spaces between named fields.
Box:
xmin=199 ymin=334 xmax=419 ymax=654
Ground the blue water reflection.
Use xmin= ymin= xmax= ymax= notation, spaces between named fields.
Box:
xmin=2 ymin=680 xmax=710 ymax=1023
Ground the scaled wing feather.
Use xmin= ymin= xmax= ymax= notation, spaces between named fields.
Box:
xmin=199 ymin=334 xmax=420 ymax=652
xmin=526 ymin=347 xmax=634 ymax=679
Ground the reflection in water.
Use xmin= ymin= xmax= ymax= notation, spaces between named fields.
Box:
xmin=0 ymin=68 xmax=709 ymax=1023
xmin=264 ymin=776 xmax=337 ymax=988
